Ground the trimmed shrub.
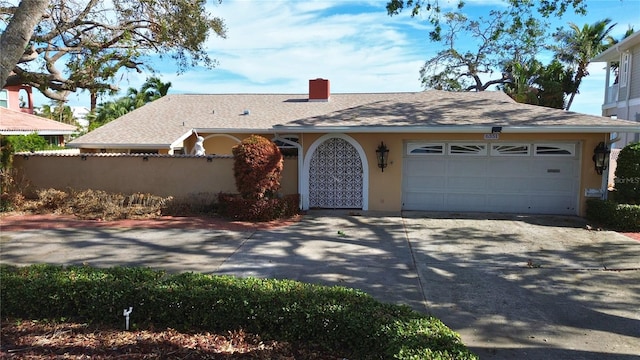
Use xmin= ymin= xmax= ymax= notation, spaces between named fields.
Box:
xmin=1 ymin=265 xmax=477 ymax=360
xmin=218 ymin=193 xmax=299 ymax=221
xmin=161 ymin=192 xmax=219 ymax=216
xmin=232 ymin=135 xmax=283 ymax=200
xmin=613 ymin=142 xmax=640 ymax=204
xmin=586 ymin=199 xmax=640 ymax=231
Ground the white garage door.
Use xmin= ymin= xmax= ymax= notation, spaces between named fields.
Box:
xmin=402 ymin=142 xmax=580 ymax=215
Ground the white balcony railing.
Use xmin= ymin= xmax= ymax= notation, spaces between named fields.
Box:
xmin=606 ymin=84 xmax=618 ymax=104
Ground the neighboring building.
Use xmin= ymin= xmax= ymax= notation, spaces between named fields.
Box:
xmin=1 ymin=85 xmax=77 ymax=146
xmin=0 ymin=107 xmax=77 ymax=146
xmin=68 ymin=79 xmax=640 ymax=216
xmin=592 ymin=30 xmax=640 ymax=147
xmin=1 ymin=85 xmax=34 ymax=114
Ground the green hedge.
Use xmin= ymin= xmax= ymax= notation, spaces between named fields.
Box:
xmin=0 ymin=265 xmax=477 ymax=360
xmin=586 ymin=199 xmax=640 ymax=231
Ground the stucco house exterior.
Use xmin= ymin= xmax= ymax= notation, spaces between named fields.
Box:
xmin=68 ymin=79 xmax=640 ymax=216
xmin=1 ymin=85 xmax=77 ymax=146
xmin=592 ymin=29 xmax=640 ymax=147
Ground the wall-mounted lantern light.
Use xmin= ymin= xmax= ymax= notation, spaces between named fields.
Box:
xmin=376 ymin=141 xmax=389 ymax=172
xmin=592 ymin=142 xmax=610 ymax=175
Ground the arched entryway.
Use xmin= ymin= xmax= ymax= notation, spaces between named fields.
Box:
xmin=302 ymin=134 xmax=368 ymax=210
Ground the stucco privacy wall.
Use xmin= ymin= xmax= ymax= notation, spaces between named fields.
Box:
xmin=299 ymin=132 xmax=609 ymax=217
xmin=13 ymin=155 xmax=299 ymax=200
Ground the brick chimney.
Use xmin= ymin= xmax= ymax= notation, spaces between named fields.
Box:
xmin=308 ymin=78 xmax=330 ymax=102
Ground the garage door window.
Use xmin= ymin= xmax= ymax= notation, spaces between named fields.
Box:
xmin=491 ymin=144 xmax=531 ymax=156
xmin=407 ymin=143 xmax=444 ymax=155
xmin=534 ymin=144 xmax=575 ymax=156
xmin=448 ymin=143 xmax=487 ymax=156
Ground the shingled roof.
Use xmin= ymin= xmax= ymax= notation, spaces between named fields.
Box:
xmin=69 ymin=90 xmax=640 ymax=149
xmin=0 ymin=107 xmax=77 ymax=135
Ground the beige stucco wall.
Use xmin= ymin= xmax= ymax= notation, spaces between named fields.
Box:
xmin=13 ymin=155 xmax=299 ymax=201
xmin=13 ymin=155 xmax=237 ymax=199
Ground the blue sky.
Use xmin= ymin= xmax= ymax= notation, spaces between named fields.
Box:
xmin=51 ymin=0 xmax=640 ymax=116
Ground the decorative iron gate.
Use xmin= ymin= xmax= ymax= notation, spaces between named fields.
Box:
xmin=308 ymin=137 xmax=363 ymax=208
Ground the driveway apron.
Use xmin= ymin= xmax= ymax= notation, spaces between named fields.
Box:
xmin=216 ymin=213 xmax=426 ymax=311
xmin=0 ymin=227 xmax=250 ymax=273
xmin=403 ymin=212 xmax=640 ymax=360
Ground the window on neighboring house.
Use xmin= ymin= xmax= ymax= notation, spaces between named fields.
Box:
xmin=0 ymin=90 xmax=8 ymax=108
xmin=273 ymin=135 xmax=299 ymax=157
xmin=43 ymin=135 xmax=61 ymax=146
xmin=620 ymin=52 xmax=630 ymax=88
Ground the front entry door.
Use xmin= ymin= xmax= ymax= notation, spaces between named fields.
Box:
xmin=308 ymin=137 xmax=363 ymax=208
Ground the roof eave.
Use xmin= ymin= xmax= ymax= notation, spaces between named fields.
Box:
xmin=66 ymin=143 xmax=172 ymax=149
xmin=0 ymin=130 xmax=76 ymax=135
xmin=592 ymin=31 xmax=640 ymax=62
xmin=268 ymin=125 xmax=638 ymax=134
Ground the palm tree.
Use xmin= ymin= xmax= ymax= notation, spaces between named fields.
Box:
xmin=553 ymin=18 xmax=617 ymax=110
xmin=140 ymin=77 xmax=172 ymax=103
xmin=88 ymin=77 xmax=172 ymax=131
xmin=36 ymin=102 xmax=79 ymax=126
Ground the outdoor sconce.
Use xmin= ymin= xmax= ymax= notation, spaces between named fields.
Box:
xmin=592 ymin=142 xmax=610 ymax=175
xmin=376 ymin=141 xmax=389 ymax=172
xmin=81 ymin=155 xmax=87 ymax=161
xmin=142 ymin=156 xmax=149 ymax=162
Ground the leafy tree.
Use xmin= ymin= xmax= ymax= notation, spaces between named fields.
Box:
xmin=417 ymin=10 xmax=544 ymax=91
xmin=501 ymin=59 xmax=576 ymax=109
xmin=386 ymin=0 xmax=587 ymax=41
xmin=88 ymin=77 xmax=171 ymax=131
xmin=552 ymin=18 xmax=616 ymax=110
xmin=1 ymin=0 xmax=225 ymax=107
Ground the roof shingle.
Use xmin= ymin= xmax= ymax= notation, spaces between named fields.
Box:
xmin=69 ymin=90 xmax=640 ymax=148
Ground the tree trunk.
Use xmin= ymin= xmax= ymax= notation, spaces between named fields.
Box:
xmin=90 ymin=91 xmax=98 ymax=112
xmin=0 ymin=0 xmax=50 ymax=88
xmin=565 ymin=91 xmax=577 ymax=111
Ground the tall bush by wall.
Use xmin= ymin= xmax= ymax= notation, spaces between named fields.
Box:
xmin=232 ymin=135 xmax=283 ymax=200
xmin=613 ymin=142 xmax=640 ymax=204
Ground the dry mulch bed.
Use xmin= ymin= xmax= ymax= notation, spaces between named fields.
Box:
xmin=0 ymin=213 xmax=302 ymax=232
xmin=0 ymin=321 xmax=342 ymax=359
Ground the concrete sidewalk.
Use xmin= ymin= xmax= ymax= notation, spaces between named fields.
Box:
xmin=1 ymin=211 xmax=639 ymax=359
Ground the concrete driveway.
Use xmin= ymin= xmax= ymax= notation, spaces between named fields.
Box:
xmin=1 ymin=211 xmax=639 ymax=359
